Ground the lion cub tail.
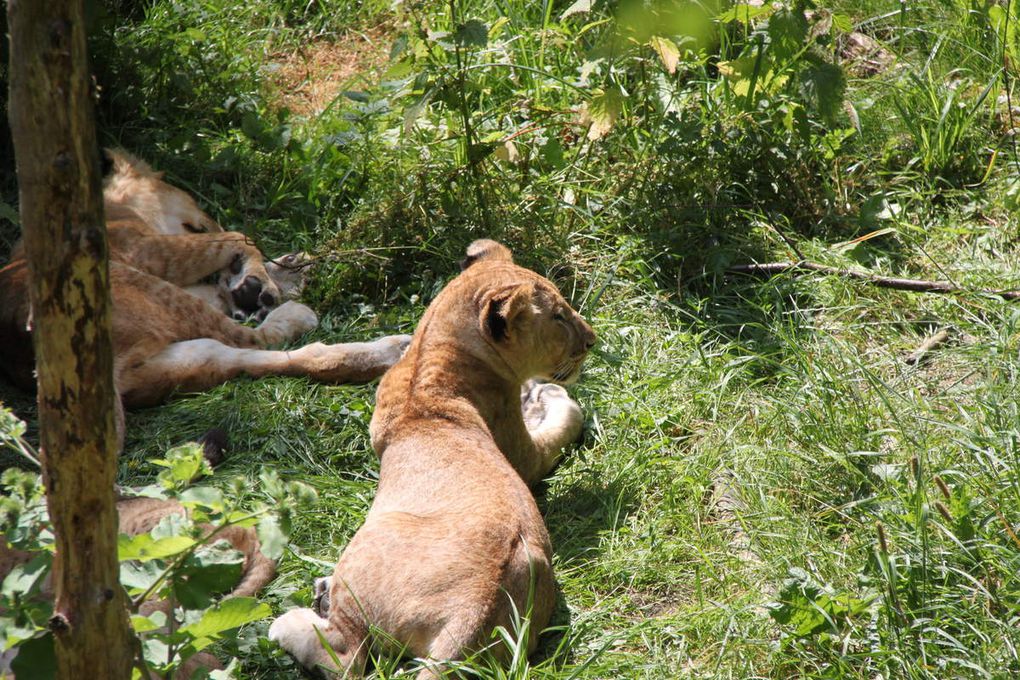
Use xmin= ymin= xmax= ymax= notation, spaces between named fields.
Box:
xmin=119 ymin=497 xmax=277 ymax=599
xmin=215 ymin=524 xmax=277 ymax=598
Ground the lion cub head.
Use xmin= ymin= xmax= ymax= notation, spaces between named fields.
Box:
xmin=102 ymin=148 xmax=223 ymax=236
xmin=460 ymin=239 xmax=595 ymax=384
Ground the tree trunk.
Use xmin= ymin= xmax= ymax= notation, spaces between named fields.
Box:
xmin=6 ymin=1 xmax=134 ymax=678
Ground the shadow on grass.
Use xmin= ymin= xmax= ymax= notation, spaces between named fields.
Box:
xmin=531 ymin=472 xmax=641 ymax=665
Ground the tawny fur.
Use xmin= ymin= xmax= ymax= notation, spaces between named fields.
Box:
xmin=0 ymin=150 xmax=410 ymax=434
xmin=269 ymin=240 xmax=596 ymax=678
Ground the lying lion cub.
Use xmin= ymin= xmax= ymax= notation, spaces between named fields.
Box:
xmin=269 ymin=239 xmax=596 ymax=678
xmin=0 ymin=149 xmax=409 ymax=443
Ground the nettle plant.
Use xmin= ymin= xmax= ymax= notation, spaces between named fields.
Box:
xmin=0 ymin=408 xmax=316 ymax=679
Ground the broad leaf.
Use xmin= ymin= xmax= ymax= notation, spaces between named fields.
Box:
xmin=180 ymin=486 xmax=225 ymax=512
xmin=173 ymin=542 xmax=245 ymax=609
xmin=178 ymin=597 xmax=272 ymax=641
xmin=769 ymin=568 xmax=871 ymax=638
xmin=257 ymin=515 xmax=286 ymax=561
xmin=584 ymin=86 xmax=624 ymax=140
xmin=119 ymin=532 xmax=196 ymax=562
xmin=717 ymin=3 xmax=774 ymax=24
xmin=120 ymin=559 xmax=166 ymax=594
xmin=454 ymin=20 xmax=488 ymax=47
xmin=799 ymin=60 xmax=845 ymax=124
xmin=131 ymin=610 xmax=168 ymax=634
xmin=648 ymin=36 xmax=680 ymax=75
xmin=1 ymin=553 xmax=50 ymax=599
xmin=768 ymin=7 xmax=809 ymax=62
xmin=10 ymin=633 xmax=55 ymax=680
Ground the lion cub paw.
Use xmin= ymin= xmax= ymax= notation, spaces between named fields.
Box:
xmin=373 ymin=334 xmax=413 ymax=365
xmin=268 ymin=608 xmax=336 ymax=670
xmin=256 ymin=301 xmax=318 ymax=345
xmin=521 ymin=381 xmax=583 ymax=443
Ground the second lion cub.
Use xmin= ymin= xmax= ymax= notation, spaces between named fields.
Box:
xmin=270 ymin=240 xmax=595 ymax=678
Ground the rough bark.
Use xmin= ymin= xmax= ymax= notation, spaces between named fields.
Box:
xmin=6 ymin=1 xmax=134 ymax=677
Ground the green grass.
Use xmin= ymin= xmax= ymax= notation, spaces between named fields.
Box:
xmin=5 ymin=0 xmax=1020 ymax=677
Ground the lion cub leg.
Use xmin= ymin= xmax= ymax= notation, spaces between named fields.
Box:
xmin=520 ymin=381 xmax=584 ymax=478
xmin=118 ymin=333 xmax=410 ymax=407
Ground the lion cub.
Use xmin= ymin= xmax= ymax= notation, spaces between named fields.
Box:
xmin=269 ymin=240 xmax=596 ymax=678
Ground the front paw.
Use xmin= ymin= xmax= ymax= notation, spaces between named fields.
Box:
xmin=524 ymin=382 xmax=583 ymax=443
xmin=269 ymin=608 xmax=334 ymax=668
xmin=521 ymin=380 xmax=548 ymax=429
xmin=257 ymin=301 xmax=318 ymax=345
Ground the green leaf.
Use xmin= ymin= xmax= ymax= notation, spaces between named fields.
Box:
xmin=584 ymin=85 xmax=624 ymax=141
xmin=769 ymin=568 xmax=870 ymax=638
xmin=383 ymin=59 xmax=414 ymax=80
xmin=257 ymin=515 xmax=286 ymax=561
xmin=131 ymin=610 xmax=167 ymax=634
xmin=454 ymin=20 xmax=488 ymax=48
xmin=0 ymin=202 xmax=18 ymax=226
xmin=151 ymin=510 xmax=191 ymax=541
xmin=182 ymin=27 xmax=206 ymax=43
xmin=768 ymin=7 xmax=809 ymax=61
xmin=140 ymin=636 xmax=171 ymax=669
xmin=717 ymin=3 xmax=774 ymax=24
xmin=1 ymin=552 xmax=50 ymax=598
xmin=119 ymin=532 xmax=196 ymax=562
xmin=343 ymin=91 xmax=370 ymax=103
xmin=831 ymin=13 xmax=853 ymax=33
xmin=173 ymin=541 xmax=245 ymax=609
xmin=151 ymin=443 xmax=210 ymax=490
xmin=177 ymin=597 xmax=272 ymax=641
xmin=540 ymin=137 xmax=565 ymax=169
xmin=208 ymin=659 xmax=241 ymax=679
xmin=11 ymin=633 xmax=56 ymax=680
xmin=120 ymin=559 xmax=166 ymax=594
xmin=648 ymin=36 xmax=680 ymax=75
xmin=179 ymin=486 xmax=225 ymax=512
xmin=799 ymin=60 xmax=845 ymax=124
xmin=240 ymin=112 xmax=264 ymax=143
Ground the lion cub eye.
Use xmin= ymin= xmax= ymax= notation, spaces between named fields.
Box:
xmin=182 ymin=222 xmax=206 ymax=233
xmin=553 ymin=312 xmax=566 ymax=322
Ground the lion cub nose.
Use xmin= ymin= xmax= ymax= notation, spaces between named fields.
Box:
xmin=259 ymin=289 xmax=278 ymax=308
xmin=581 ymin=321 xmax=596 ymax=351
xmin=231 ymin=275 xmax=264 ymax=312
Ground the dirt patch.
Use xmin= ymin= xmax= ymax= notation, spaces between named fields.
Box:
xmin=266 ymin=24 xmax=396 ymax=118
xmin=838 ymin=31 xmax=895 ymax=78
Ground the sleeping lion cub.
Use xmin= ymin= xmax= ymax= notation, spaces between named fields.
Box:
xmin=269 ymin=239 xmax=596 ymax=678
xmin=0 ymin=149 xmax=409 ymax=446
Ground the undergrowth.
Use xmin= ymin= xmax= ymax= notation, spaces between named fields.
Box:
xmin=3 ymin=0 xmax=1020 ymax=677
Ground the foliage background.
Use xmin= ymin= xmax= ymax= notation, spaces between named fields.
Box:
xmin=4 ymin=0 xmax=1020 ymax=677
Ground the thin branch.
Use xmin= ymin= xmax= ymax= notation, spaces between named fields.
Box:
xmin=728 ymin=261 xmax=1020 ymax=300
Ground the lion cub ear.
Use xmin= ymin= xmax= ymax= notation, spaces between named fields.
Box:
xmin=480 ymin=282 xmax=535 ymax=343
xmin=461 ymin=239 xmax=514 ymax=271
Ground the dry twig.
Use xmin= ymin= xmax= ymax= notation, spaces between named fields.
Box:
xmin=729 ymin=261 xmax=1020 ymax=301
xmin=905 ymin=328 xmax=952 ymax=366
